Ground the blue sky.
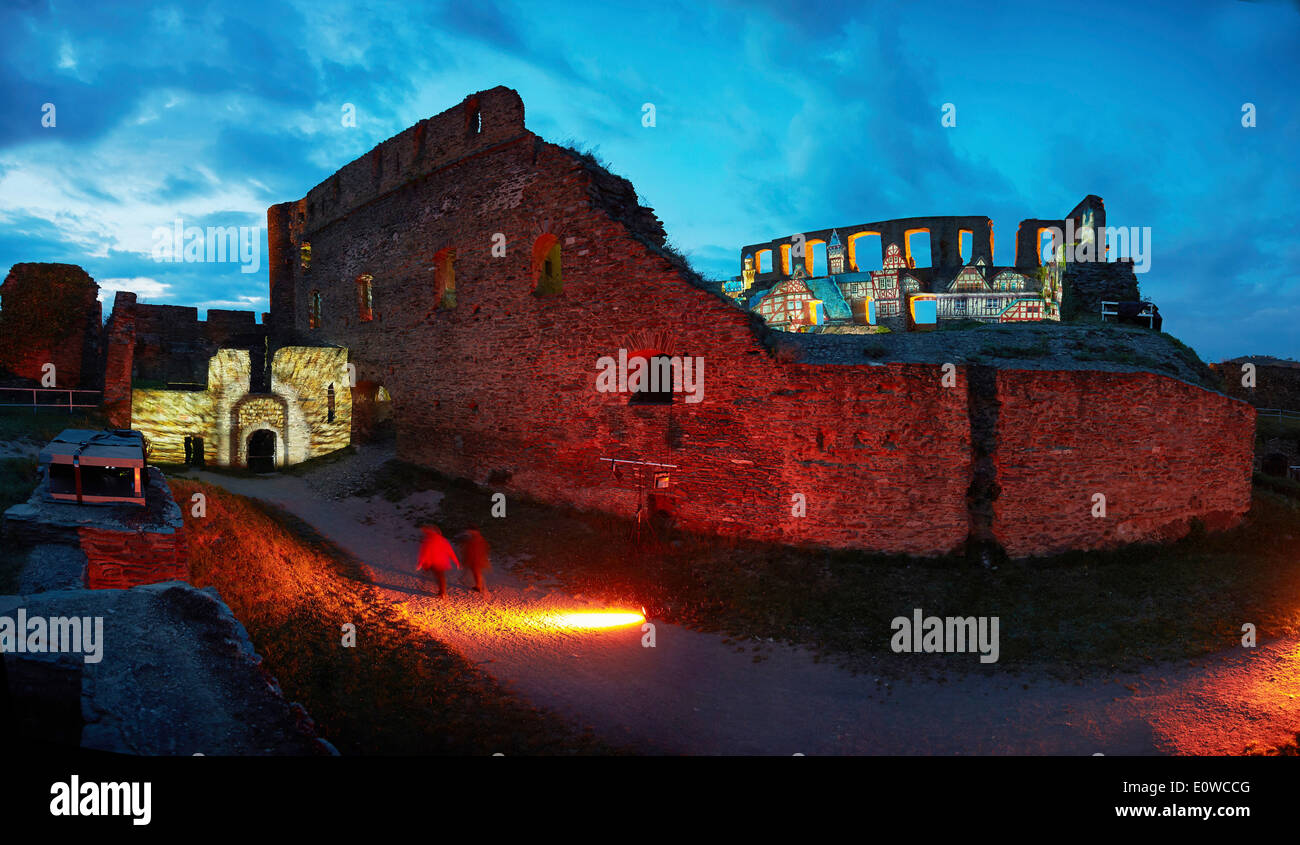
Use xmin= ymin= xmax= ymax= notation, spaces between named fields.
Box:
xmin=0 ymin=0 xmax=1296 ymax=361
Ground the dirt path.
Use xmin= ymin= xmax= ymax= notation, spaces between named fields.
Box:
xmin=186 ymin=454 xmax=1300 ymax=755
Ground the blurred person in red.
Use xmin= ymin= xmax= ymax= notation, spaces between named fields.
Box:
xmin=459 ymin=524 xmax=490 ymax=595
xmin=416 ymin=524 xmax=460 ymax=597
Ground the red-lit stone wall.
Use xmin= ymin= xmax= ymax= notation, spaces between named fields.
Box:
xmin=269 ymin=87 xmax=1254 ymax=558
xmin=79 ymin=525 xmax=189 ymax=589
xmin=0 ymin=263 xmax=101 ymax=389
xmin=992 ymin=369 xmax=1255 ymax=557
xmin=101 ymin=291 xmax=137 ymax=427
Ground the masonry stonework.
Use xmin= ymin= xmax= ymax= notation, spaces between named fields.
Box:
xmin=0 ymin=263 xmax=102 ymax=389
xmin=992 ymin=370 xmax=1255 ymax=557
xmin=265 ymin=86 xmax=1253 ymax=558
xmin=131 ymin=346 xmax=350 ymax=467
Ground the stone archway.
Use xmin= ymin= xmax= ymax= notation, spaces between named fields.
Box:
xmin=351 ymin=380 xmax=395 ymax=442
xmin=1262 ymin=452 xmax=1288 ymax=477
xmin=230 ymin=394 xmax=289 ymax=469
xmin=247 ymin=429 xmax=277 ymax=474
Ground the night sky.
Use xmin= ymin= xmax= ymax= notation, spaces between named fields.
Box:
xmin=0 ymin=0 xmax=1295 ymax=361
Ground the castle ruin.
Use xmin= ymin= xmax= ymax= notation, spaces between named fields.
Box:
xmin=261 ymin=86 xmax=1254 ymax=558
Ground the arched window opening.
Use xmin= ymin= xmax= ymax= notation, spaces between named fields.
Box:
xmin=1039 ymin=228 xmax=1059 ymax=265
xmin=847 ymin=232 xmax=882 ymax=272
xmin=308 ymin=289 xmax=322 ymax=329
xmin=803 ymin=239 xmax=827 ymax=276
xmin=465 ymin=96 xmax=481 ymax=136
xmin=905 ymin=229 xmax=931 ymax=269
xmin=434 ymin=248 xmax=456 ymax=308
xmin=532 ymin=234 xmax=562 ymax=296
xmin=627 ymin=349 xmax=674 ymax=406
xmin=356 ymin=275 xmax=373 ymax=321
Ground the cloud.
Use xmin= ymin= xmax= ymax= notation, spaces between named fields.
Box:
xmin=0 ymin=0 xmax=1295 ymax=363
xmin=96 ymin=276 xmax=171 ymax=302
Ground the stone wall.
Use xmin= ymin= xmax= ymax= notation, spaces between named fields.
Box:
xmin=992 ymin=369 xmax=1254 ymax=557
xmin=1210 ymin=361 xmax=1300 ymax=411
xmin=271 ymin=346 xmax=351 ymax=462
xmin=101 ymin=292 xmax=136 ymax=427
xmin=269 ymin=87 xmax=1255 ymax=558
xmin=0 ymin=263 xmax=101 ymax=389
xmin=0 ymin=582 xmax=331 ymax=754
xmin=80 ymin=524 xmax=189 ymax=590
xmin=132 ymin=387 xmax=214 ymax=464
xmin=3 ymin=467 xmax=189 ymax=590
xmin=1061 ymin=260 xmax=1141 ymax=321
xmin=131 ymin=346 xmax=349 ymax=468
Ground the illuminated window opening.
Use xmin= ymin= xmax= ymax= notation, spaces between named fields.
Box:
xmin=465 ymin=96 xmax=481 ymax=135
xmin=804 ymin=239 xmax=827 ymax=276
xmin=905 ymin=229 xmax=931 ymax=268
xmin=755 ymin=248 xmax=773 ymax=273
xmin=779 ymin=243 xmax=792 ymax=275
xmin=532 ymin=234 xmax=562 ymax=296
xmin=434 ymin=248 xmax=456 ymax=308
xmin=1038 ymin=228 xmax=1057 ymax=265
xmin=356 ymin=275 xmax=373 ymax=321
xmin=300 ymin=242 xmax=311 ymax=271
xmin=847 ymin=232 xmax=882 ymax=272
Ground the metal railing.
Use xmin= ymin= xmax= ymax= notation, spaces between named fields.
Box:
xmin=1100 ymin=300 xmax=1158 ymax=328
xmin=0 ymin=386 xmax=101 ymax=412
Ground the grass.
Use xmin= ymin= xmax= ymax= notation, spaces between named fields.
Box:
xmin=0 ymin=456 xmax=38 ymax=592
xmin=1257 ymin=414 xmax=1300 ymax=442
xmin=979 ymin=336 xmax=1052 ymax=359
xmin=169 ymin=478 xmax=619 ymax=755
xmin=0 ymin=407 xmax=109 ymax=444
xmin=352 ymin=459 xmax=1300 ymax=679
xmin=1254 ymin=472 xmax=1300 ymax=498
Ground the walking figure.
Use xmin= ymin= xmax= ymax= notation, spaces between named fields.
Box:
xmin=416 ymin=525 xmax=460 ymax=597
xmin=460 ymin=525 xmax=490 ymax=594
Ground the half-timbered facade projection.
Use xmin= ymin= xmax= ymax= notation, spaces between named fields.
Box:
xmin=752 ymin=270 xmax=818 ymax=329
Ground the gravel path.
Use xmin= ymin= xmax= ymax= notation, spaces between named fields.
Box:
xmin=184 ymin=449 xmax=1300 ymax=755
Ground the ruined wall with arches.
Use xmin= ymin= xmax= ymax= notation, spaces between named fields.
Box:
xmin=267 ymin=87 xmax=1253 ymax=558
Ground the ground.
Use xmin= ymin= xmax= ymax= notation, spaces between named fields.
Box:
xmin=171 ymin=443 xmax=1300 ymax=755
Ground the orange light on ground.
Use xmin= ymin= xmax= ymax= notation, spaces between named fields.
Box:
xmin=544 ymin=611 xmax=645 ymax=630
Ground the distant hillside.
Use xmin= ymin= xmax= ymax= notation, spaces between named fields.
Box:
xmin=1221 ymin=355 xmax=1300 ymax=369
